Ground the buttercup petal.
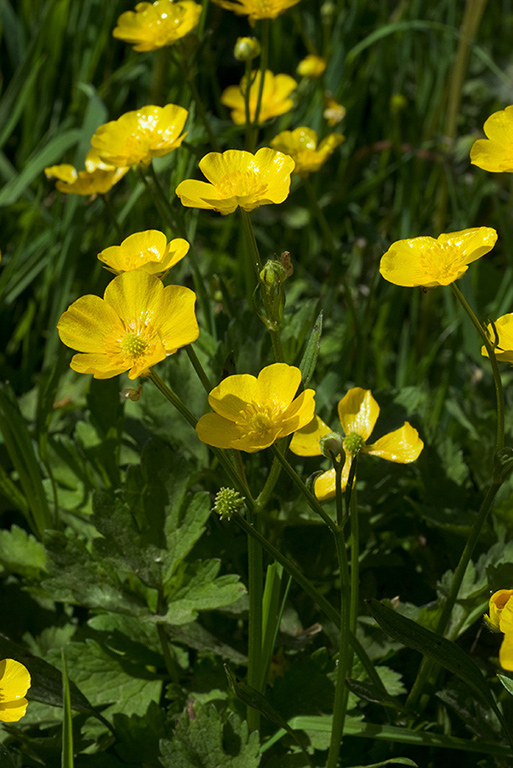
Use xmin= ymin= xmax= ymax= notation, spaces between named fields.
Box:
xmin=437 ymin=228 xmax=497 ymax=266
xmin=313 ymin=456 xmax=351 ymax=501
xmin=104 ymin=270 xmax=162 ymax=326
xmin=488 ymin=589 xmax=513 ymax=632
xmin=256 ymin=363 xmax=301 ymax=410
xmin=500 ymin=632 xmax=513 ymax=671
xmin=278 ymin=389 xmax=316 ymax=436
xmin=157 ymin=285 xmax=199 ymax=353
xmin=70 ymin=353 xmax=128 ymax=379
xmin=0 ymin=659 xmax=31 ymax=701
xmin=0 ymin=699 xmax=28 ymax=722
xmin=365 ymin=422 xmax=424 ymax=463
xmin=195 ymin=412 xmax=244 ymax=448
xmin=482 ymin=314 xmax=513 ymax=363
xmin=289 ymin=415 xmax=332 ymax=456
xmin=337 ymin=387 xmax=379 ymax=442
xmin=208 ymin=374 xmax=259 ymax=421
xmin=57 ymin=295 xmax=124 ymax=353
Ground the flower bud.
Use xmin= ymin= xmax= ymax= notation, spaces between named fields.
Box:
xmin=319 ymin=432 xmax=344 ymax=459
xmin=390 ymin=93 xmax=407 ymax=114
xmin=213 ymin=487 xmax=245 ymax=520
xmin=260 ymin=259 xmax=289 ymax=287
xmin=234 ymin=37 xmax=261 ymax=62
xmin=321 ymin=0 xmax=336 ymax=23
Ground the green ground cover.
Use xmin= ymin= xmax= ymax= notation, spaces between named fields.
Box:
xmin=2 ymin=0 xmax=513 ymax=765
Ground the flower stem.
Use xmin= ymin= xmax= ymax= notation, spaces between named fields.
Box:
xmin=246 ymin=505 xmax=263 ymax=732
xmin=171 ymin=49 xmax=220 ymax=151
xmin=185 ymin=344 xmax=213 ymax=392
xmin=101 ymin=194 xmax=123 ymax=240
xmin=248 ymin=19 xmax=269 ymax=152
xmin=230 ymin=509 xmax=385 ymax=693
xmin=451 ymin=282 xmax=505 ymax=452
xmin=240 ymin=209 xmax=284 ymax=362
xmin=270 ymin=444 xmax=337 ymax=535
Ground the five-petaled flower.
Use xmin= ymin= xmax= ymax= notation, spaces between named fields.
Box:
xmin=45 ymin=149 xmax=129 ymax=197
xmin=98 ymin=230 xmax=189 ymax=277
xmin=57 ymin=271 xmax=198 ymax=379
xmin=470 ymin=106 xmax=513 ymax=173
xmin=211 ymin=0 xmax=300 ymax=21
xmin=0 ymin=659 xmax=31 ymax=723
xmin=175 ymin=148 xmax=295 ymax=215
xmin=195 ymin=363 xmax=315 ymax=452
xmin=485 ymin=590 xmax=513 ymax=670
xmin=290 ymin=387 xmax=423 ymax=501
xmin=481 ymin=313 xmax=513 ymax=364
xmin=91 ymin=104 xmax=188 ymax=168
xmin=221 ymin=70 xmax=297 ymax=126
xmin=296 ymin=54 xmax=326 ymax=79
xmin=270 ymin=127 xmax=344 ymax=177
xmin=379 ymin=228 xmax=498 ymax=288
xmin=113 ymin=0 xmax=202 ymax=51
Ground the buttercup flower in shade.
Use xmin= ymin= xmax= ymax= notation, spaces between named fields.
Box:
xmin=211 ymin=0 xmax=300 ymax=21
xmin=485 ymin=590 xmax=513 ymax=670
xmin=481 ymin=313 xmax=513 ymax=364
xmin=98 ymin=230 xmax=189 ymax=277
xmin=221 ymin=70 xmax=297 ymax=126
xmin=290 ymin=387 xmax=423 ymax=501
xmin=113 ymin=0 xmax=201 ymax=51
xmin=470 ymin=106 xmax=513 ymax=172
xmin=57 ymin=271 xmax=198 ymax=379
xmin=296 ymin=54 xmax=326 ymax=79
xmin=45 ymin=149 xmax=129 ymax=196
xmin=270 ymin=127 xmax=344 ymax=177
xmin=379 ymin=228 xmax=498 ymax=288
xmin=0 ymin=659 xmax=31 ymax=722
xmin=323 ymin=96 xmax=346 ymax=127
xmin=91 ymin=104 xmax=188 ymax=168
xmin=175 ymin=148 xmax=295 ymax=215
xmin=196 ymin=363 xmax=315 ymax=453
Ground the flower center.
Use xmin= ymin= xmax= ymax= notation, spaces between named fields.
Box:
xmin=419 ymin=242 xmax=462 ymax=282
xmin=343 ymin=432 xmax=364 ymax=454
xmin=238 ymin=400 xmax=282 ymax=439
xmin=121 ymin=332 xmax=148 ymax=357
xmin=216 ymin=170 xmax=267 ymax=199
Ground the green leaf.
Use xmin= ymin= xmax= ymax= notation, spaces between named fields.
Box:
xmin=159 ymin=705 xmax=261 ymax=768
xmin=0 ymin=524 xmax=47 ymax=578
xmin=348 ymin=760 xmax=418 ymax=768
xmin=61 ymin=650 xmax=74 ymax=768
xmin=0 ymin=744 xmax=17 ymax=768
xmin=345 ymin=677 xmax=404 ymax=710
xmin=299 ymin=311 xmax=323 ymax=387
xmin=498 ymin=673 xmax=513 ymax=698
xmin=367 ymin=599 xmax=513 ymax=748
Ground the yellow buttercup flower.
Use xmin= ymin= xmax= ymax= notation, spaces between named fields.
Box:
xmin=221 ymin=70 xmax=297 ymax=126
xmin=290 ymin=387 xmax=423 ymax=501
xmin=175 ymin=148 xmax=295 ymax=215
xmin=485 ymin=590 xmax=513 ymax=670
xmin=98 ymin=230 xmax=189 ymax=277
xmin=91 ymin=104 xmax=188 ymax=168
xmin=270 ymin=127 xmax=344 ymax=177
xmin=113 ymin=0 xmax=201 ymax=51
xmin=296 ymin=54 xmax=326 ymax=79
xmin=481 ymin=313 xmax=513 ymax=364
xmin=379 ymin=228 xmax=498 ymax=288
xmin=470 ymin=106 xmax=513 ymax=173
xmin=211 ymin=0 xmax=300 ymax=21
xmin=0 ymin=659 xmax=31 ymax=723
xmin=45 ymin=149 xmax=129 ymax=196
xmin=323 ymin=96 xmax=345 ymax=127
xmin=196 ymin=363 xmax=315 ymax=453
xmin=57 ymin=271 xmax=198 ymax=380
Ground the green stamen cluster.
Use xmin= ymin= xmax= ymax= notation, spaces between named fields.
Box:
xmin=213 ymin=487 xmax=246 ymax=520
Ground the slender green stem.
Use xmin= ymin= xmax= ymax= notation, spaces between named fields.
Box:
xmin=349 ymin=483 xmax=359 ymax=647
xmin=406 ymin=481 xmax=501 ymax=710
xmin=334 ymin=458 xmax=344 ymax=528
xmin=326 ymin=527 xmax=352 ymax=768
xmin=185 ymin=344 xmax=213 ymax=392
xmin=302 ymin=177 xmax=360 ymax=337
xmin=156 ymin=590 xmax=180 ymax=683
xmin=101 ymin=194 xmax=123 ymax=240
xmin=451 ymin=282 xmax=505 ymax=452
xmin=248 ymin=19 xmax=269 ymax=152
xmin=230 ymin=509 xmax=385 ymax=693
xmin=170 ymin=49 xmax=220 ymax=151
xmin=240 ymin=209 xmax=284 ymax=362
xmin=255 ymin=438 xmax=289 ymax=510
xmin=270 ymin=444 xmax=337 ymax=535
xmin=244 ymin=59 xmax=253 ymax=150
xmin=246 ymin=505 xmax=263 ymax=732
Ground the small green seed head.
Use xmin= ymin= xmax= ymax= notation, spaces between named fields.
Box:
xmin=234 ymin=37 xmax=261 ymax=62
xmin=213 ymin=488 xmax=245 ymax=520
xmin=343 ymin=431 xmax=365 ymax=455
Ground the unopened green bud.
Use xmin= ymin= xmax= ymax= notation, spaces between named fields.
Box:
xmin=319 ymin=432 xmax=343 ymax=459
xmin=234 ymin=37 xmax=261 ymax=62
xmin=343 ymin=431 xmax=364 ymax=455
xmin=321 ymin=0 xmax=336 ymax=23
xmin=213 ymin=487 xmax=245 ymax=520
xmin=260 ymin=259 xmax=289 ymax=287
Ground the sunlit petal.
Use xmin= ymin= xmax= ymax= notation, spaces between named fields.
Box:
xmin=365 ymin=423 xmax=424 ymax=462
xmin=337 ymin=387 xmax=379 ymax=441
